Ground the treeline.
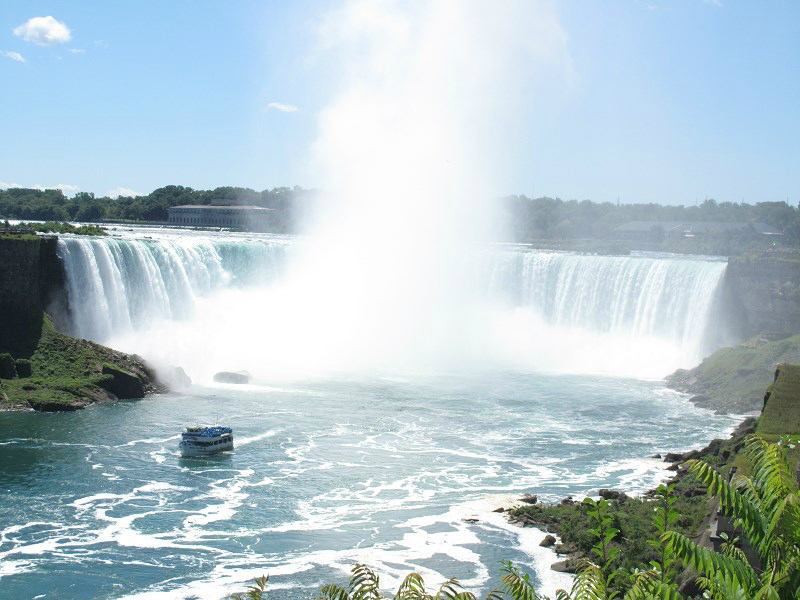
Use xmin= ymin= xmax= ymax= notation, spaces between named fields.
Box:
xmin=0 ymin=185 xmax=315 ymax=233
xmin=2 ymin=186 xmax=800 ymax=247
xmin=503 ymin=195 xmax=800 ymax=243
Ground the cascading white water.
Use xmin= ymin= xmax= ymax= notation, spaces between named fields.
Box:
xmin=488 ymin=249 xmax=725 ymax=349
xmin=58 ymin=233 xmax=727 ymax=379
xmin=58 ymin=235 xmax=289 ymax=342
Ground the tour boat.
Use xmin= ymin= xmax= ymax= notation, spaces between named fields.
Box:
xmin=179 ymin=425 xmax=234 ymax=457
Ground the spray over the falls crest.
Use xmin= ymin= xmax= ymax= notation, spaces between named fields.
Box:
xmin=56 ymin=1 xmax=726 ymax=380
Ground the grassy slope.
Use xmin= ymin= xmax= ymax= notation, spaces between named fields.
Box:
xmin=1 ymin=222 xmax=107 ymax=236
xmin=0 ymin=308 xmax=149 ymax=410
xmin=666 ymin=334 xmax=800 ymax=413
xmin=758 ymin=364 xmax=800 ymax=438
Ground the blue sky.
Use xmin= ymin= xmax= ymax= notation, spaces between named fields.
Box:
xmin=0 ymin=0 xmax=797 ymax=205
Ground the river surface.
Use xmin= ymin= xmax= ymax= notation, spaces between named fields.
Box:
xmin=0 ymin=373 xmax=737 ymax=599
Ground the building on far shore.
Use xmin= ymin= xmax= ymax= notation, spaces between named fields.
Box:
xmin=613 ymin=221 xmax=781 ymax=242
xmin=167 ymin=204 xmax=275 ymax=231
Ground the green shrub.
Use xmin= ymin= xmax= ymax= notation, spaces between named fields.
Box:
xmin=0 ymin=353 xmax=16 ymax=379
xmin=14 ymin=358 xmax=32 ymax=378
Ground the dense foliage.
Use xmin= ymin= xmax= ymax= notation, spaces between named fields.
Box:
xmin=502 ymin=196 xmax=800 ymax=242
xmin=231 ymin=434 xmax=800 ymax=599
xmin=2 ymin=220 xmax=107 ymax=236
xmin=0 ymin=185 xmax=312 ymax=233
xmin=2 ymin=186 xmax=800 ymax=249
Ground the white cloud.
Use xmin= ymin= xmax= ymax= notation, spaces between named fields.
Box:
xmin=14 ymin=16 xmax=71 ymax=46
xmin=34 ymin=183 xmax=80 ymax=196
xmin=1 ymin=50 xmax=26 ymax=63
xmin=0 ymin=182 xmax=23 ymax=189
xmin=704 ymin=0 xmax=722 ymax=5
xmin=267 ymin=102 xmax=299 ymax=113
xmin=68 ymin=48 xmax=85 ymax=55
xmin=107 ymin=187 xmax=142 ymax=198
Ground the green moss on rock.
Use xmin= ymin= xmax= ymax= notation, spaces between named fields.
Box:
xmin=0 ymin=308 xmax=162 ymax=411
xmin=14 ymin=358 xmax=31 ymax=378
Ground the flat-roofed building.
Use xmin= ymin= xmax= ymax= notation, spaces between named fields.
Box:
xmin=613 ymin=221 xmax=781 ymax=241
xmin=168 ymin=205 xmax=275 ymax=231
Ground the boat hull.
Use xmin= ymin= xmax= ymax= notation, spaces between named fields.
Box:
xmin=179 ymin=439 xmax=234 ymax=458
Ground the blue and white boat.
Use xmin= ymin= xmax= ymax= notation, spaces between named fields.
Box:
xmin=179 ymin=426 xmax=234 ymax=457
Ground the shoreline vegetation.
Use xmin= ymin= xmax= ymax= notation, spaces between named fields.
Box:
xmin=1 ymin=219 xmax=107 ymax=237
xmin=504 ymin=417 xmax=757 ymax=576
xmin=0 ymin=306 xmax=163 ymax=411
xmin=4 ymin=186 xmax=800 ymax=256
xmin=499 ymin=363 xmax=800 ymax=588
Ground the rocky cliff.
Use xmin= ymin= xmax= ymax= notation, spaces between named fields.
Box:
xmin=723 ymin=253 xmax=800 ymax=338
xmin=0 ymin=235 xmax=65 ymax=316
xmin=0 ymin=234 xmax=164 ymax=411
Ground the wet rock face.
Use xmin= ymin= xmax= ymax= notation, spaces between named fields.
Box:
xmin=0 ymin=236 xmax=65 ymax=313
xmin=725 ymin=255 xmax=800 ymax=338
xmin=102 ymin=364 xmax=146 ymax=399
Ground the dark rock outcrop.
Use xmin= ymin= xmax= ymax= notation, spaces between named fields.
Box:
xmin=0 ymin=353 xmax=16 ymax=379
xmin=102 ymin=364 xmax=145 ymax=399
xmin=540 ymin=534 xmax=556 ymax=547
xmin=598 ymin=488 xmax=628 ymax=502
xmin=214 ymin=371 xmax=251 ymax=384
xmin=14 ymin=359 xmax=32 ymax=378
xmin=551 ymin=558 xmax=581 ymax=573
xmin=0 ymin=236 xmax=66 ymax=319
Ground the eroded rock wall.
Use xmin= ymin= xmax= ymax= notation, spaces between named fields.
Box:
xmin=724 ymin=254 xmax=800 ymax=338
xmin=0 ymin=236 xmax=65 ymax=314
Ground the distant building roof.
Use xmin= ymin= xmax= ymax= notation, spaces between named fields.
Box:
xmin=614 ymin=221 xmax=781 ymax=235
xmin=169 ymin=204 xmax=273 ymax=211
xmin=614 ymin=221 xmax=685 ymax=233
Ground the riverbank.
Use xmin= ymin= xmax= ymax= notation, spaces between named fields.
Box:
xmin=666 ymin=333 xmax=800 ymax=413
xmin=503 ymin=416 xmax=754 ymax=575
xmin=504 ymin=363 xmax=800 ymax=579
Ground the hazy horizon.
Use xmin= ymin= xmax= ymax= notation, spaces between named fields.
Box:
xmin=0 ymin=0 xmax=798 ymax=205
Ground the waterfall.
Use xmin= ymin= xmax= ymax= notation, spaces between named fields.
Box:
xmin=57 ymin=234 xmax=728 ymax=378
xmin=57 ymin=235 xmax=289 ymax=343
xmin=487 ymin=250 xmax=726 ymax=357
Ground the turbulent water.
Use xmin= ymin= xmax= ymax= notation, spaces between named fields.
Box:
xmin=0 ymin=229 xmax=738 ymax=598
xmin=0 ymin=374 xmax=737 ymax=599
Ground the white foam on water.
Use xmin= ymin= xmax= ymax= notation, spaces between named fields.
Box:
xmin=122 ymin=435 xmax=181 ymax=447
xmin=235 ymin=430 xmax=278 ymax=446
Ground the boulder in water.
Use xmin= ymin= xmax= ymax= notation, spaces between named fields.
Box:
xmin=551 ymin=558 xmax=581 ymax=573
xmin=214 ymin=371 xmax=251 ymax=384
